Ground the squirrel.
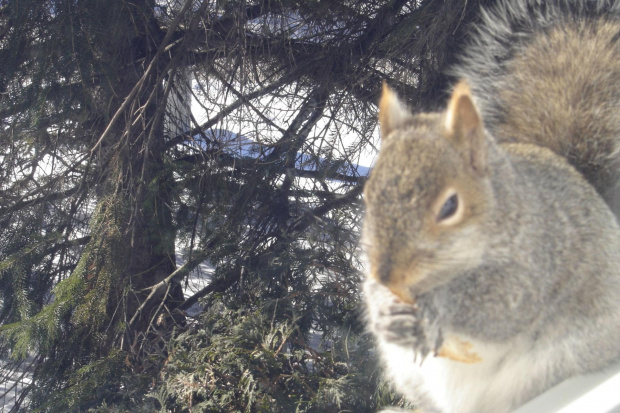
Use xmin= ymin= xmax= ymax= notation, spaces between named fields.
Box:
xmin=362 ymin=1 xmax=620 ymax=412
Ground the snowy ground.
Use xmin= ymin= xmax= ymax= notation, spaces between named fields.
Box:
xmin=176 ymin=251 xmax=214 ymax=316
xmin=0 ymin=357 xmax=33 ymax=412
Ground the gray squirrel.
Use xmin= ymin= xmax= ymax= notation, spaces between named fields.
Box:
xmin=362 ymin=1 xmax=620 ymax=412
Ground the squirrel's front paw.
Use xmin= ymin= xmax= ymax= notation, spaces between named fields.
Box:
xmin=374 ymin=300 xmax=443 ymax=358
xmin=365 ymin=280 xmax=443 ymax=360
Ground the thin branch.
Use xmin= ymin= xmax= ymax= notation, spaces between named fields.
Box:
xmin=90 ymin=0 xmax=195 ymax=155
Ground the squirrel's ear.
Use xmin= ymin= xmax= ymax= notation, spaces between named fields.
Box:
xmin=379 ymin=82 xmax=411 ymax=139
xmin=445 ymin=81 xmax=487 ymax=175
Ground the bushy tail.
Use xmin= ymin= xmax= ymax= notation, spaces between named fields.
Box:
xmin=451 ymin=0 xmax=620 ymax=210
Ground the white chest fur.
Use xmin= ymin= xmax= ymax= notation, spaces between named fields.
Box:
xmin=377 ymin=334 xmax=558 ymax=413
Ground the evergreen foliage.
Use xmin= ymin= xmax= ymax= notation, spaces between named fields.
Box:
xmin=0 ymin=0 xmax=491 ymax=411
xmin=143 ymin=300 xmax=403 ymax=412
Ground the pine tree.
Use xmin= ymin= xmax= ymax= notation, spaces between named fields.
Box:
xmin=0 ymin=1 xmax=490 ymax=411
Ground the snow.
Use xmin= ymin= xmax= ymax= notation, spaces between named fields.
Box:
xmin=0 ymin=358 xmax=33 ymax=412
xmin=176 ymin=250 xmax=214 ymax=317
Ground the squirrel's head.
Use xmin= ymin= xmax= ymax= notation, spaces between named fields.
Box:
xmin=363 ymin=81 xmax=494 ymax=302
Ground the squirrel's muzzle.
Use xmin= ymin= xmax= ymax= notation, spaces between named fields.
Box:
xmin=371 ymin=257 xmax=419 ymax=304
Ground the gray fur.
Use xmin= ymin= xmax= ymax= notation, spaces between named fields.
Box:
xmin=365 ymin=1 xmax=620 ymax=412
xmin=453 ymin=0 xmax=620 ymax=212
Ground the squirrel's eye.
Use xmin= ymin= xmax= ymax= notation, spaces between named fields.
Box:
xmin=437 ymin=193 xmax=459 ymax=222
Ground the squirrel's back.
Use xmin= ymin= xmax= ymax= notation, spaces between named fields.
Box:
xmin=452 ymin=0 xmax=620 ymax=210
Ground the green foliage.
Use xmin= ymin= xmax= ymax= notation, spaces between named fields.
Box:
xmin=0 ymin=199 xmax=138 ymax=410
xmin=0 ymin=0 xmax=487 ymax=411
xmin=95 ymin=299 xmax=402 ymax=413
